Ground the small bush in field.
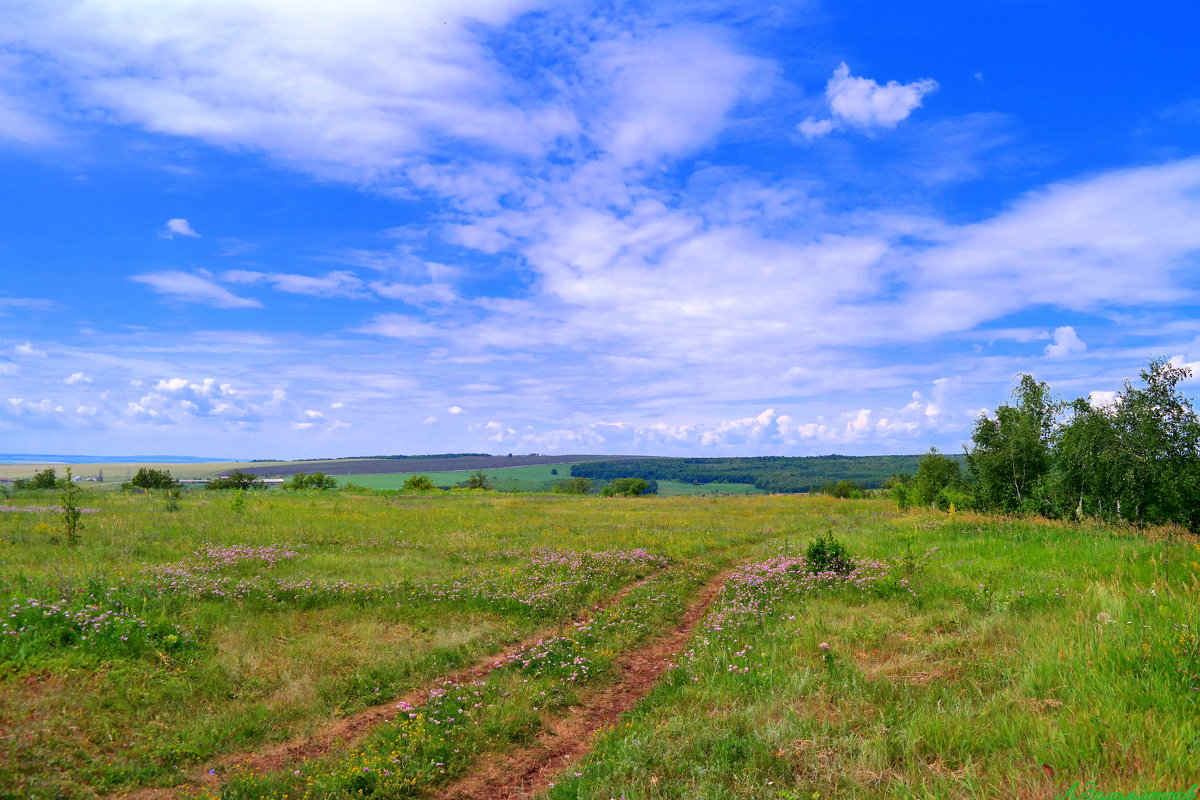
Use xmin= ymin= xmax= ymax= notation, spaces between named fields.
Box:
xmin=805 ymin=530 xmax=853 ymax=575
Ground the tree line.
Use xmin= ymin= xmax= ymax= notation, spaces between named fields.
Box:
xmin=569 ymin=454 xmax=934 ymax=493
xmin=894 ymin=358 xmax=1200 ymax=530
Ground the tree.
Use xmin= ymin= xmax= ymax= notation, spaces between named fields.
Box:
xmin=462 ymin=470 xmax=492 ymax=490
xmin=125 ymin=468 xmax=180 ymax=490
xmin=207 ymin=470 xmax=266 ymax=490
xmin=601 ymin=477 xmax=650 ymax=497
xmin=553 ymin=477 xmax=592 ymax=495
xmin=967 ymin=374 xmax=1057 ymax=512
xmin=1050 ymin=398 xmax=1122 ymax=520
xmin=284 ymin=472 xmax=337 ymax=490
xmin=911 ymin=447 xmax=962 ymax=509
xmin=401 ymin=475 xmax=437 ymax=492
xmin=1108 ymin=358 xmax=1200 ymax=527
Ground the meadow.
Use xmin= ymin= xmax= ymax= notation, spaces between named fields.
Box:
xmin=0 ymin=489 xmax=1195 ymax=799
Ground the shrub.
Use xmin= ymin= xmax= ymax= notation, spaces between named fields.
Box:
xmin=401 ymin=475 xmax=437 ymax=492
xmin=16 ymin=467 xmax=61 ymax=491
xmin=124 ymin=468 xmax=180 ymax=491
xmin=206 ymin=470 xmax=266 ymax=490
xmin=601 ymin=477 xmax=650 ymax=497
xmin=60 ymin=467 xmax=84 ymax=548
xmin=553 ymin=477 xmax=593 ymax=495
xmin=805 ymin=531 xmax=854 ymax=575
xmin=284 ymin=472 xmax=337 ymax=490
xmin=461 ymin=470 xmax=492 ymax=490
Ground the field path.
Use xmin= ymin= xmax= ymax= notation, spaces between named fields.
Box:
xmin=117 ymin=575 xmax=658 ymax=800
xmin=430 ymin=567 xmax=731 ymax=800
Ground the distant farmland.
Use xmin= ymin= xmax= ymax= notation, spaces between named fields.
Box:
xmin=225 ymin=454 xmax=638 ymax=477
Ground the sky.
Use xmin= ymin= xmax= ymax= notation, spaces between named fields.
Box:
xmin=1 ymin=1 xmax=1199 ymax=460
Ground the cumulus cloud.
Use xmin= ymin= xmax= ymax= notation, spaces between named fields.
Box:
xmin=161 ymin=218 xmax=201 ymax=238
xmin=1044 ymin=326 xmax=1087 ymax=357
xmin=130 ymin=270 xmax=262 ymax=308
xmin=64 ymin=372 xmax=92 ymax=385
xmin=799 ymin=62 xmax=937 ymax=140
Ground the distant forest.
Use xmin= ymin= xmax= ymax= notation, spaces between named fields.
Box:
xmin=570 ymin=454 xmax=958 ymax=493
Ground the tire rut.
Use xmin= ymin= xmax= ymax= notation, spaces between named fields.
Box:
xmin=115 ymin=575 xmax=657 ymax=800
xmin=430 ymin=567 xmax=731 ymax=800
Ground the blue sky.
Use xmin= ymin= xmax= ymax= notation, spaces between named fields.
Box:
xmin=1 ymin=1 xmax=1199 ymax=459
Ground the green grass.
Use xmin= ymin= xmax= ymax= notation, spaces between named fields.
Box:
xmin=655 ymin=480 xmax=766 ymax=497
xmin=0 ymin=495 xmax=1196 ymax=798
xmin=333 ymin=463 xmax=574 ymax=491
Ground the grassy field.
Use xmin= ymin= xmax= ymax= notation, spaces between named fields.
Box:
xmin=333 ymin=469 xmax=768 ymax=495
xmin=333 ymin=464 xmax=572 ymax=492
xmin=0 ymin=460 xmax=253 ymax=484
xmin=655 ymin=480 xmax=767 ymax=497
xmin=0 ymin=490 xmax=1196 ymax=798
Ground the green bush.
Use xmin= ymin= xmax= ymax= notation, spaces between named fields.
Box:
xmin=206 ymin=470 xmax=266 ymax=490
xmin=601 ymin=477 xmax=650 ymax=497
xmin=805 ymin=531 xmax=854 ymax=575
xmin=284 ymin=472 xmax=337 ymax=491
xmin=401 ymin=475 xmax=437 ymax=492
xmin=553 ymin=477 xmax=593 ymax=495
xmin=123 ymin=467 xmax=180 ymax=491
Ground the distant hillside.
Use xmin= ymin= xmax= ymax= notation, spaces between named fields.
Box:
xmin=571 ymin=454 xmax=964 ymax=493
xmin=228 ymin=454 xmax=645 ymax=477
xmin=0 ymin=453 xmax=233 ymax=464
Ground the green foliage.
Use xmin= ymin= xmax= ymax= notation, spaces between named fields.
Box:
xmin=206 ymin=470 xmax=266 ymax=490
xmin=552 ymin=477 xmax=593 ymax=495
xmin=571 ymin=453 xmax=952 ymax=493
xmin=123 ymin=467 xmax=180 ymax=491
xmin=804 ymin=530 xmax=853 ymax=574
xmin=230 ymin=488 xmax=247 ymax=513
xmin=16 ymin=467 xmax=62 ymax=491
xmin=461 ymin=469 xmax=492 ymax=490
xmin=911 ymin=446 xmax=962 ymax=509
xmin=967 ymin=374 xmax=1057 ymax=513
xmin=819 ymin=479 xmax=863 ymax=498
xmin=59 ymin=467 xmax=84 ymax=547
xmin=967 ymin=358 xmax=1200 ymax=529
xmin=601 ymin=477 xmax=651 ymax=497
xmin=283 ymin=472 xmax=337 ymax=491
xmin=400 ymin=474 xmax=437 ymax=492
xmin=164 ymin=488 xmax=182 ymax=513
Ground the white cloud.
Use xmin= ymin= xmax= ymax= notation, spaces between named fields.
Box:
xmin=161 ymin=218 xmax=201 ymax=238
xmin=1044 ymin=326 xmax=1087 ymax=358
xmin=799 ymin=62 xmax=937 ymax=140
xmin=0 ymin=0 xmax=572 ymax=180
xmin=586 ymin=29 xmax=767 ymax=165
xmin=64 ymin=372 xmax=92 ymax=385
xmin=448 ymin=406 xmax=463 ymax=414
xmin=223 ymin=269 xmax=369 ymax=299
xmin=352 ymin=313 xmax=440 ymax=339
xmin=14 ymin=341 xmax=47 ymax=358
xmin=0 ymin=54 xmax=57 ymax=145
xmin=130 ymin=270 xmax=262 ymax=308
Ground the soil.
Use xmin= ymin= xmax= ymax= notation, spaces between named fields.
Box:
xmin=430 ymin=568 xmax=731 ymax=800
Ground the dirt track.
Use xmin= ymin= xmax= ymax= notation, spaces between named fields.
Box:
xmin=116 ymin=575 xmax=659 ymax=799
xmin=431 ymin=569 xmax=731 ymax=800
